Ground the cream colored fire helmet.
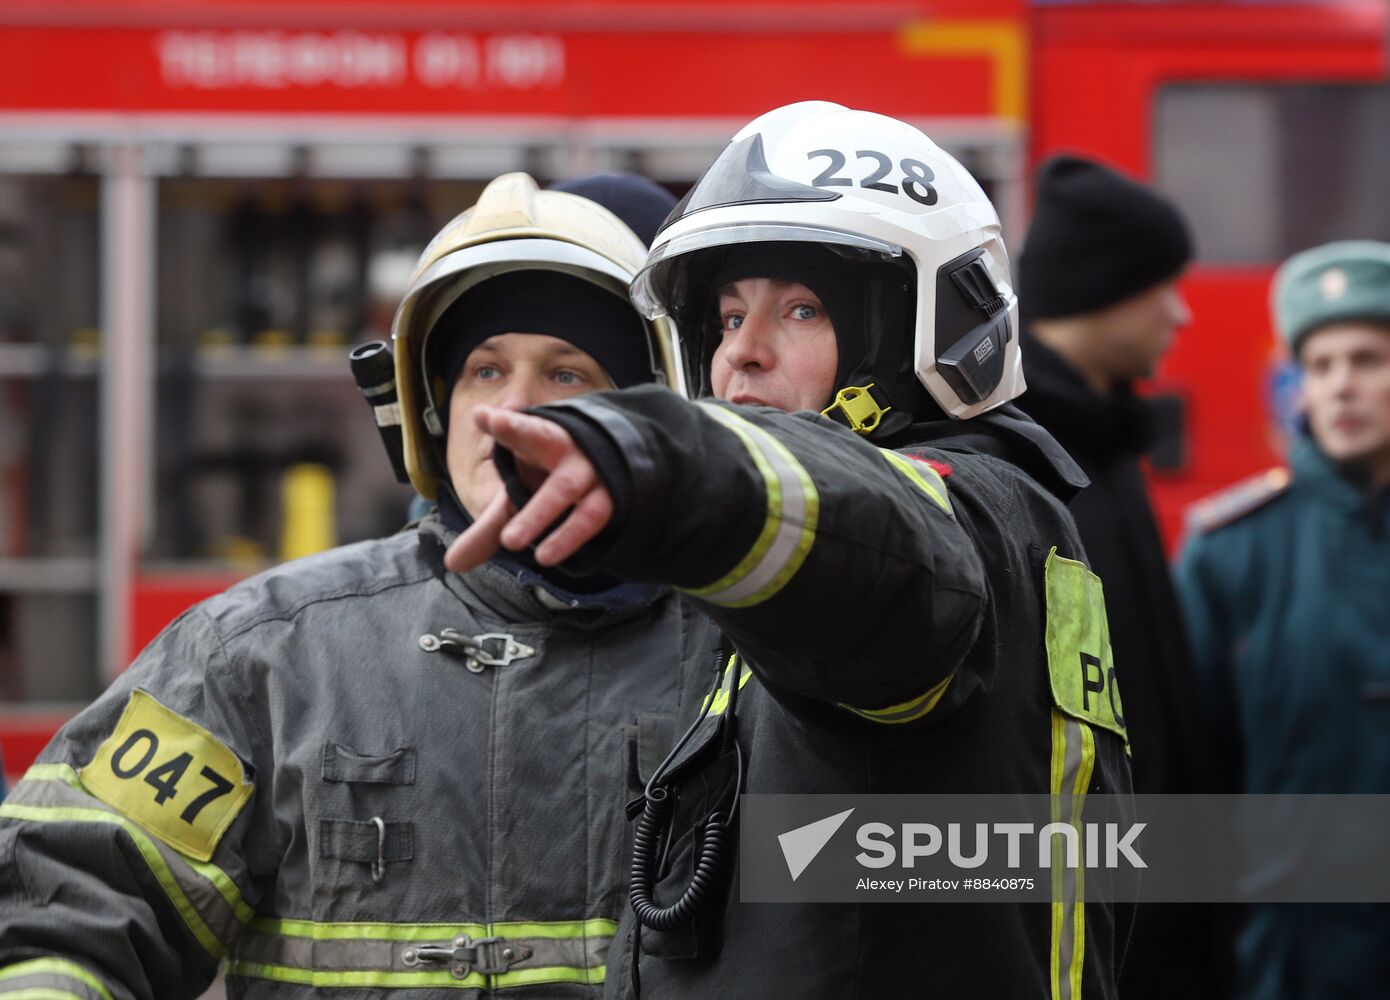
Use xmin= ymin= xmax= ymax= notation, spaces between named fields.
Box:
xmin=392 ymin=172 xmax=682 ymax=499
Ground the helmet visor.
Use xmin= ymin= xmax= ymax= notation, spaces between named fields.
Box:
xmin=632 ymin=222 xmax=902 ymax=319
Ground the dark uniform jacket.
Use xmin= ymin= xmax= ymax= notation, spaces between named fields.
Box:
xmin=523 ymin=386 xmax=1135 ymax=1000
xmin=1175 ymin=435 xmax=1390 ymax=1000
xmin=0 ymin=514 xmax=709 ymax=999
xmin=1018 ymin=333 xmax=1229 ymax=1000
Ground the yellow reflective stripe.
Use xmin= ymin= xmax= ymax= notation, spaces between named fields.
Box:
xmin=706 ymin=673 xmax=750 ymax=717
xmin=232 ymin=916 xmax=615 ymax=990
xmin=0 ymin=991 xmax=91 ymax=999
xmin=226 ymin=961 xmax=486 ymax=989
xmin=227 ymin=961 xmax=607 ymax=990
xmin=837 ymin=672 xmax=954 ymax=725
xmin=1048 ymin=712 xmax=1094 ymax=1000
xmin=248 ymin=916 xmax=616 ymax=943
xmin=15 ymin=764 xmax=254 ymax=925
xmin=492 ymin=918 xmax=617 ymax=939
xmin=0 ymin=802 xmax=225 ymax=960
xmin=1049 ymin=712 xmax=1066 ymax=1000
xmin=251 ymin=917 xmax=488 ymax=941
xmin=1070 ymin=724 xmax=1095 ymax=1000
xmin=0 ymin=960 xmax=113 ymax=1000
xmin=880 ymin=450 xmax=952 ymax=515
xmin=699 ymin=654 xmax=750 ymax=715
xmin=681 ymin=405 xmax=819 ymax=608
xmin=495 ymin=965 xmax=606 ymax=988
xmin=22 ymin=764 xmax=84 ymax=789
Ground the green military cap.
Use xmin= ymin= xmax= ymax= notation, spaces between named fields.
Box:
xmin=1273 ymin=240 xmax=1390 ymax=354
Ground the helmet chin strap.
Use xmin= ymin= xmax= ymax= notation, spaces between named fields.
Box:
xmin=821 ymin=384 xmax=895 ymax=436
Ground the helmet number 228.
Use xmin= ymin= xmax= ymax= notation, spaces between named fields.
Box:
xmin=807 ymin=149 xmax=939 ymax=206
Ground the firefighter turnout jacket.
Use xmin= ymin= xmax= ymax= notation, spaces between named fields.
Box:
xmin=517 ymin=386 xmax=1135 ymax=1000
xmin=0 ymin=514 xmax=713 ymax=999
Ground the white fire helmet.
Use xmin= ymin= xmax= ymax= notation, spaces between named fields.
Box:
xmin=392 ymin=172 xmax=682 ymax=499
xmin=632 ymin=101 xmax=1024 ymax=430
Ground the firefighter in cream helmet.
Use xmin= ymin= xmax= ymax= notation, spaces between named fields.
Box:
xmin=0 ymin=172 xmax=712 ymax=998
xmin=394 ymin=171 xmax=683 ymax=505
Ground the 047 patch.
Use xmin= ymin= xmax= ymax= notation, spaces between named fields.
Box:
xmin=1042 ymin=548 xmax=1128 ymax=743
xmin=80 ymin=690 xmax=253 ymax=862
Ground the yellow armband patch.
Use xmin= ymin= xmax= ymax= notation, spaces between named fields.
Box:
xmin=80 ymin=690 xmax=254 ymax=862
xmin=1043 ymin=548 xmax=1127 ymax=743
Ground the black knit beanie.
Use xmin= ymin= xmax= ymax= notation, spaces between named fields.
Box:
xmin=431 ymin=270 xmax=653 ymax=410
xmin=1019 ymin=155 xmax=1193 ymax=320
xmin=551 ymin=173 xmax=676 ymax=248
xmin=708 ymin=242 xmax=893 ymax=397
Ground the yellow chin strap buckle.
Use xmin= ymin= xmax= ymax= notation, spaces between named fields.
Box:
xmin=821 ymin=384 xmax=891 ymax=435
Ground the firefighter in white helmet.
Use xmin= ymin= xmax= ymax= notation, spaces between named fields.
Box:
xmin=0 ymin=173 xmax=719 ymax=998
xmin=445 ymin=103 xmax=1134 ymax=999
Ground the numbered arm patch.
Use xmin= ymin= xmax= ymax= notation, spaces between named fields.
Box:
xmin=80 ymin=690 xmax=254 ymax=862
xmin=1042 ymin=548 xmax=1128 ymax=744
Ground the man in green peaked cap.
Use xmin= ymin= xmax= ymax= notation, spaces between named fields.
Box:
xmin=1174 ymin=241 xmax=1390 ymax=999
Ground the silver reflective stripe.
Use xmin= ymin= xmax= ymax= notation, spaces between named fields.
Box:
xmin=880 ymin=450 xmax=952 ymax=515
xmin=0 ymin=958 xmax=115 ymax=1000
xmin=232 ymin=924 xmax=610 ymax=975
xmin=837 ymin=672 xmax=954 ymax=726
xmin=682 ymin=404 xmax=819 ymax=609
xmin=3 ymin=769 xmax=250 ymax=954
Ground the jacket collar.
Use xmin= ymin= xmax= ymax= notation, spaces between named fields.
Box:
xmin=1290 ymin=433 xmax=1390 ymax=522
xmin=416 ymin=512 xmax=668 ymax=629
xmin=1016 ymin=328 xmax=1158 ymax=464
xmin=888 ymin=402 xmax=1090 ymax=503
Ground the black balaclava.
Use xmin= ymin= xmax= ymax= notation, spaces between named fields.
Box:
xmin=425 ymin=178 xmax=677 ymax=604
xmin=427 ymin=269 xmax=648 ymax=535
xmin=691 ymin=241 xmax=938 ymax=435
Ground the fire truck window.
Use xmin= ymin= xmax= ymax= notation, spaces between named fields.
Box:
xmin=1155 ymin=84 xmax=1390 ymax=263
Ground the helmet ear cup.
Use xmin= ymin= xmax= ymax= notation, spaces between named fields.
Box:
xmin=933 ymin=249 xmax=1012 ymax=406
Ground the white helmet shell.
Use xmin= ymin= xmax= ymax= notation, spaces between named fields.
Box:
xmin=633 ymin=101 xmax=1023 ymax=421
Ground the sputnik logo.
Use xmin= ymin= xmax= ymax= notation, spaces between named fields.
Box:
xmin=777 ymin=808 xmax=855 ymax=881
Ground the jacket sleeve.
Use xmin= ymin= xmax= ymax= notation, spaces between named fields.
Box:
xmin=524 ymin=386 xmax=987 ymax=715
xmin=0 ymin=606 xmax=269 ymax=1000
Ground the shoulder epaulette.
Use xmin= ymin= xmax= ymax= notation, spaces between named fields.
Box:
xmin=1185 ymin=467 xmax=1293 ymax=536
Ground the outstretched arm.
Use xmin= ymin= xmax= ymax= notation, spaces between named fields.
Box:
xmin=449 ymin=386 xmax=985 ymax=714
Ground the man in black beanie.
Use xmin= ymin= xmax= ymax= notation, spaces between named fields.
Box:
xmin=1015 ymin=154 xmax=1230 ymax=999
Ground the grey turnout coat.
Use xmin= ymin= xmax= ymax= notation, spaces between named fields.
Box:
xmin=0 ymin=515 xmax=713 ymax=999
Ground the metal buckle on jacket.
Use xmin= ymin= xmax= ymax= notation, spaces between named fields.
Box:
xmin=401 ymin=934 xmax=533 ymax=979
xmin=417 ymin=629 xmax=536 ymax=673
xmin=821 ymin=383 xmax=891 ymax=435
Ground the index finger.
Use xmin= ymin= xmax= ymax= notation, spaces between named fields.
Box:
xmin=498 ymin=452 xmax=599 ymax=552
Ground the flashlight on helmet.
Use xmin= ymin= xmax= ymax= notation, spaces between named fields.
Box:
xmin=349 ymin=341 xmax=411 ymax=485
